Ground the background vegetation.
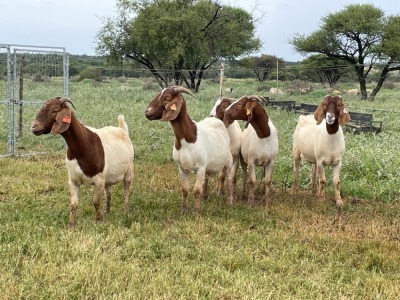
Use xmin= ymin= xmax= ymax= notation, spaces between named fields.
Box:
xmin=0 ymin=76 xmax=400 ymax=299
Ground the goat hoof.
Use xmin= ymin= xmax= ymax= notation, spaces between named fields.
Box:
xmin=68 ymin=222 xmax=75 ymax=228
xmin=336 ymin=199 xmax=344 ymax=207
xmin=193 ymin=206 xmax=202 ymax=213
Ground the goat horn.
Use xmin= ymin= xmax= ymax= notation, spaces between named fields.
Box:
xmin=250 ymin=95 xmax=264 ymax=103
xmin=60 ymin=97 xmax=76 ymax=110
xmin=171 ymin=86 xmax=196 ymax=98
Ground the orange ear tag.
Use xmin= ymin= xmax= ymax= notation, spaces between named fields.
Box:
xmin=170 ymin=103 xmax=177 ymax=111
xmin=246 ymin=108 xmax=251 ymax=115
xmin=62 ymin=115 xmax=71 ymax=124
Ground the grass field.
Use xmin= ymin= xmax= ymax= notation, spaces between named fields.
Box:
xmin=1 ymin=77 xmax=400 ymax=299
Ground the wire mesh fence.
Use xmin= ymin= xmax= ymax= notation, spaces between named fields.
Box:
xmin=0 ymin=44 xmax=69 ymax=157
xmin=2 ymin=48 xmax=400 ymax=157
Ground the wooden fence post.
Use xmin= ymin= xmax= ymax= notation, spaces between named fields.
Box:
xmin=219 ymin=63 xmax=224 ymax=99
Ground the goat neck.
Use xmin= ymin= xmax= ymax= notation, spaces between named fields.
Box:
xmin=248 ymin=104 xmax=271 ymax=139
xmin=61 ymin=112 xmax=105 ymax=177
xmin=325 ymin=118 xmax=340 ymax=135
xmin=169 ymin=100 xmax=197 ymax=150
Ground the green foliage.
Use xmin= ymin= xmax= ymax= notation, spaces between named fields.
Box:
xmin=291 ymin=4 xmax=385 ymax=59
xmin=381 ymin=15 xmax=400 ymax=58
xmin=298 ymin=55 xmax=351 ymax=86
xmin=323 ymin=3 xmax=384 ymax=35
xmin=289 ymin=3 xmax=397 ymax=99
xmin=78 ymin=66 xmax=104 ymax=82
xmin=238 ymin=54 xmax=285 ymax=82
xmin=96 ymin=0 xmax=261 ymax=90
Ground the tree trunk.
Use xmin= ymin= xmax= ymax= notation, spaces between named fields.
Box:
xmin=355 ymin=65 xmax=367 ymax=100
xmin=188 ymin=71 xmax=196 ymax=90
xmin=370 ymin=59 xmax=393 ymax=100
xmin=195 ymin=69 xmax=204 ymax=93
xmin=359 ymin=78 xmax=367 ymax=100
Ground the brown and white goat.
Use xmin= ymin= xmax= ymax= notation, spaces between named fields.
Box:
xmin=292 ymin=95 xmax=350 ymax=207
xmin=209 ymin=97 xmax=242 ymax=192
xmin=31 ymin=97 xmax=134 ymax=226
xmin=144 ymin=86 xmax=233 ymax=212
xmin=223 ymin=95 xmax=279 ymax=205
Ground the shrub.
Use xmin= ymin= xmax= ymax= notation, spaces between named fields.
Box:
xmin=78 ymin=67 xmax=104 ymax=82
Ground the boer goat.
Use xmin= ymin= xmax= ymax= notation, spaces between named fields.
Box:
xmin=209 ymin=97 xmax=242 ymax=192
xmin=223 ymin=95 xmax=279 ymax=205
xmin=292 ymin=95 xmax=350 ymax=207
xmin=144 ymin=86 xmax=233 ymax=212
xmin=31 ymin=97 xmax=134 ymax=226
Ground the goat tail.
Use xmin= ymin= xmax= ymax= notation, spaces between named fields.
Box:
xmin=117 ymin=115 xmax=129 ymax=133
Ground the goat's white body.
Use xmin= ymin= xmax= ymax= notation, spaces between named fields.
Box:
xmin=209 ymin=98 xmax=242 ymax=196
xmin=240 ymin=120 xmax=279 ymax=204
xmin=173 ymin=117 xmax=231 ymax=174
xmin=226 ymin=120 xmax=242 ymax=192
xmin=292 ymin=114 xmax=345 ymax=206
xmin=145 ymin=87 xmax=234 ymax=211
xmin=293 ymin=115 xmax=344 ymax=165
xmin=227 ymin=120 xmax=242 ymax=159
xmin=67 ymin=125 xmax=134 ymax=186
xmin=32 ymin=97 xmax=135 ymax=226
xmin=241 ymin=121 xmax=279 ymax=166
xmin=66 ymin=117 xmax=134 ymax=225
xmin=173 ymin=117 xmax=233 ymax=209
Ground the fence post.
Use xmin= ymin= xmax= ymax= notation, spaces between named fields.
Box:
xmin=219 ymin=63 xmax=224 ymax=99
xmin=6 ymin=46 xmax=15 ymax=156
xmin=63 ymin=50 xmax=69 ymax=97
xmin=18 ymin=54 xmax=25 ymax=138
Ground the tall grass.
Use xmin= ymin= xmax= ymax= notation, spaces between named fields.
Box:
xmin=0 ymin=77 xmax=400 ymax=299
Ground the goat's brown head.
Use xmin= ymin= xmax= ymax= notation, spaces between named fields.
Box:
xmin=314 ymin=95 xmax=351 ymax=126
xmin=223 ymin=95 xmax=266 ymax=128
xmin=31 ymin=97 xmax=75 ymax=136
xmin=209 ymin=98 xmax=233 ymax=120
xmin=144 ymin=86 xmax=195 ymax=122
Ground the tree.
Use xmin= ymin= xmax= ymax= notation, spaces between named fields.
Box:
xmin=290 ymin=4 xmax=387 ymax=100
xmin=238 ymin=54 xmax=284 ymax=82
xmin=96 ymin=0 xmax=261 ymax=92
xmin=299 ymin=55 xmax=349 ymax=87
xmin=370 ymin=16 xmax=400 ymax=100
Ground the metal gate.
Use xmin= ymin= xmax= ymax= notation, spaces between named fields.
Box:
xmin=0 ymin=44 xmax=69 ymax=156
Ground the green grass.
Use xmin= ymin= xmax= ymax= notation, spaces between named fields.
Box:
xmin=0 ymin=77 xmax=400 ymax=299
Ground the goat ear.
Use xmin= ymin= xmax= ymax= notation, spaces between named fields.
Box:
xmin=244 ymin=103 xmax=253 ymax=123
xmin=161 ymin=98 xmax=183 ymax=121
xmin=51 ymin=106 xmax=71 ymax=135
xmin=314 ymin=103 xmax=324 ymax=125
xmin=339 ymin=106 xmax=351 ymax=125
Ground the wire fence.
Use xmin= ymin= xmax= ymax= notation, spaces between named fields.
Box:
xmin=0 ymin=44 xmax=69 ymax=157
xmin=2 ymin=49 xmax=400 ymax=157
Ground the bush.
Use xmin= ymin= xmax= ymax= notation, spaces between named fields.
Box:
xmin=78 ymin=67 xmax=104 ymax=82
xmin=31 ymin=74 xmax=50 ymax=82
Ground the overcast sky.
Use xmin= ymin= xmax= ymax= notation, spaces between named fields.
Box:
xmin=0 ymin=0 xmax=398 ymax=62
